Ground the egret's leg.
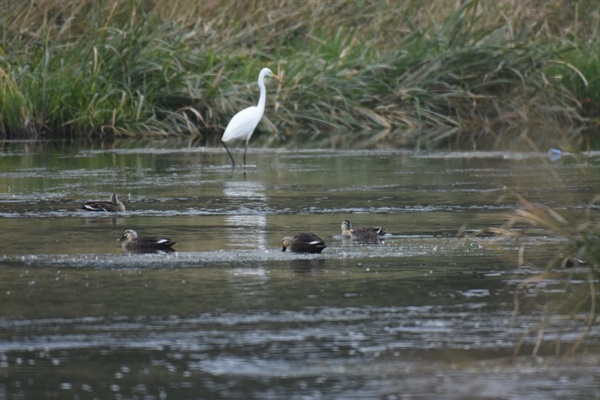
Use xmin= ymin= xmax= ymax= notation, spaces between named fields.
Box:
xmin=243 ymin=137 xmax=251 ymax=167
xmin=222 ymin=141 xmax=236 ymax=167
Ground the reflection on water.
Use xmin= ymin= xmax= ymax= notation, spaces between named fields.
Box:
xmin=0 ymin=141 xmax=599 ymax=399
xmin=224 ymin=180 xmax=268 ymax=250
xmin=288 ymin=258 xmax=328 ymax=272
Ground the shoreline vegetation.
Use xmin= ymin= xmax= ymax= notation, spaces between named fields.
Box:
xmin=468 ymin=193 xmax=600 ymax=357
xmin=1 ymin=0 xmax=599 ymax=149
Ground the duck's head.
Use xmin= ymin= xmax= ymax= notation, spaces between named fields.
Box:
xmin=281 ymin=236 xmax=293 ymax=252
xmin=118 ymin=229 xmax=138 ymax=242
xmin=341 ymin=220 xmax=354 ymax=236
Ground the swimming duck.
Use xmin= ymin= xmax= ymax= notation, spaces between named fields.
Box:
xmin=118 ymin=229 xmax=176 ymax=253
xmin=81 ymin=193 xmax=125 ymax=212
xmin=281 ymin=232 xmax=327 ymax=254
xmin=341 ymin=220 xmax=386 ymax=241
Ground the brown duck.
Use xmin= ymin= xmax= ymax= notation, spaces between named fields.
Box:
xmin=118 ymin=229 xmax=176 ymax=253
xmin=341 ymin=220 xmax=386 ymax=241
xmin=81 ymin=193 xmax=125 ymax=212
xmin=281 ymin=232 xmax=327 ymax=254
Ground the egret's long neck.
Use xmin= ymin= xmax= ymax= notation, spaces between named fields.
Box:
xmin=257 ymin=73 xmax=267 ymax=112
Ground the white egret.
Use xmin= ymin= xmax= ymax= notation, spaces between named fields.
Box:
xmin=221 ymin=67 xmax=280 ymax=167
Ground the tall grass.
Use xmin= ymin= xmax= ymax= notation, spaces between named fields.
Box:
xmin=1 ymin=0 xmax=598 ymax=148
xmin=467 ymin=193 xmax=599 ymax=357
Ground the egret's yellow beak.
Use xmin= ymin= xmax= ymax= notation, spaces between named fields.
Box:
xmin=271 ymin=73 xmax=281 ymax=82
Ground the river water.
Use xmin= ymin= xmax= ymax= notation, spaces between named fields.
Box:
xmin=0 ymin=140 xmax=599 ymax=399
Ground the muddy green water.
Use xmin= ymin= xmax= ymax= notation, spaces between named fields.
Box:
xmin=0 ymin=141 xmax=599 ymax=399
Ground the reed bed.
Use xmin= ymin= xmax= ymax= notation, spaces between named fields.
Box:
xmin=466 ymin=192 xmax=599 ymax=357
xmin=1 ymin=0 xmax=598 ymax=148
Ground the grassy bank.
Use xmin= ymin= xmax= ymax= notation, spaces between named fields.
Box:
xmin=1 ymin=0 xmax=599 ymax=149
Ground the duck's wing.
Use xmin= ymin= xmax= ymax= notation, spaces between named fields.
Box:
xmin=294 ymin=232 xmax=327 ymax=253
xmin=354 ymin=226 xmax=386 ymax=236
xmin=296 ymin=232 xmax=325 ymax=243
xmin=81 ymin=201 xmax=118 ymax=212
xmin=139 ymin=237 xmax=176 ymax=247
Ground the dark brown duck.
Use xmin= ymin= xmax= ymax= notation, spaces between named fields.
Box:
xmin=82 ymin=193 xmax=125 ymax=212
xmin=118 ymin=229 xmax=176 ymax=253
xmin=281 ymin=232 xmax=327 ymax=254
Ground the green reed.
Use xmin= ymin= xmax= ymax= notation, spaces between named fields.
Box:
xmin=0 ymin=0 xmax=598 ymax=148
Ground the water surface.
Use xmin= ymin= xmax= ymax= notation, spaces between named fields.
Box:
xmin=1 ymin=141 xmax=599 ymax=399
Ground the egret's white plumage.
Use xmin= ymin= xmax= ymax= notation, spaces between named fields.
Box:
xmin=221 ymin=67 xmax=280 ymax=167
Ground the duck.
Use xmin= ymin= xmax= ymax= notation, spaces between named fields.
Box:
xmin=118 ymin=229 xmax=176 ymax=253
xmin=341 ymin=220 xmax=386 ymax=241
xmin=281 ymin=232 xmax=327 ymax=254
xmin=81 ymin=193 xmax=125 ymax=212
